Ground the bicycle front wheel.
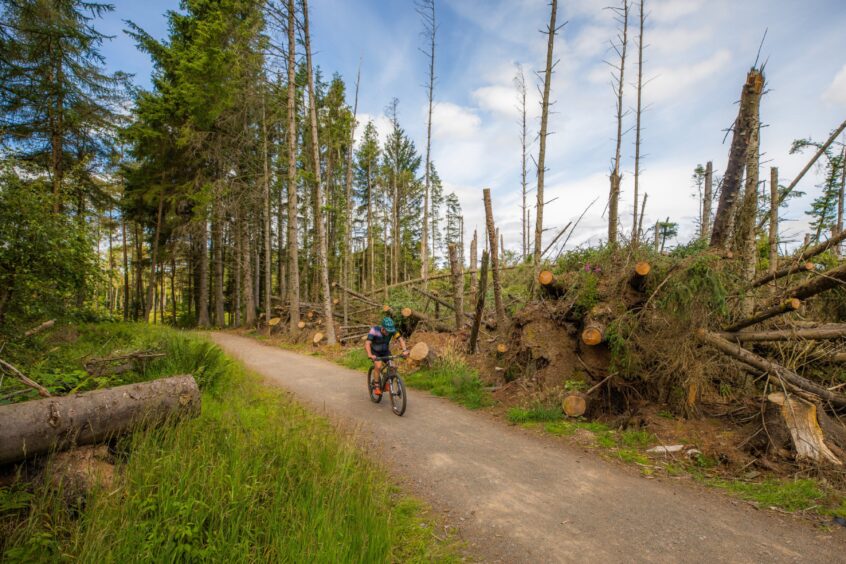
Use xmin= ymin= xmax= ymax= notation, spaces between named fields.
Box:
xmin=389 ymin=376 xmax=407 ymax=416
xmin=368 ymin=366 xmax=383 ymax=403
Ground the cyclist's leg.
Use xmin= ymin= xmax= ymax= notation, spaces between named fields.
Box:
xmin=372 ymin=360 xmax=384 ymax=385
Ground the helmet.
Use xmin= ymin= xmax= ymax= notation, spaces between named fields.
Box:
xmin=381 ymin=316 xmax=396 ymax=334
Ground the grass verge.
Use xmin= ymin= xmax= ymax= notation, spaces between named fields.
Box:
xmin=1 ymin=324 xmax=459 ymax=562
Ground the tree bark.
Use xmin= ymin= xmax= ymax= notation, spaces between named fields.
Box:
xmin=837 ymin=146 xmax=846 ymax=258
xmin=701 ymin=161 xmax=713 ymax=239
xmin=631 ymin=0 xmax=645 ymax=244
xmin=122 ymin=215 xmax=130 ymax=321
xmin=197 ymin=218 xmax=210 ymax=327
xmin=723 ymin=298 xmax=801 ymax=332
xmin=262 ymin=95 xmax=272 ymax=334
xmin=710 ymin=70 xmax=764 ymax=248
xmin=0 ymin=375 xmax=200 ymax=466
xmin=768 ymin=166 xmax=779 ymax=274
xmin=483 ymin=189 xmax=505 ymax=328
xmin=143 ymin=193 xmax=165 ymax=322
xmin=242 ymin=217 xmax=256 ymax=327
xmin=448 ymin=243 xmax=464 ymax=330
xmin=608 ymin=0 xmax=629 ymax=247
xmin=419 ymin=0 xmax=436 ymax=287
xmin=778 ymin=262 xmax=846 ymax=302
xmin=343 ymin=65 xmax=360 ymax=323
xmin=469 ymin=229 xmax=478 ymax=306
xmin=716 ymin=324 xmax=846 ymax=342
xmin=469 ymin=250 xmax=489 ymax=354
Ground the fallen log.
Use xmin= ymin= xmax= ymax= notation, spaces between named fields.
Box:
xmin=312 ymin=332 xmax=325 ymax=345
xmin=401 ymin=307 xmax=451 ymax=333
xmin=717 ymin=324 xmax=846 ymax=343
xmin=695 ymin=329 xmax=846 ymax=408
xmin=750 ymin=261 xmax=815 ymax=289
xmin=538 ymin=270 xmax=567 ymax=298
xmin=767 ymin=392 xmax=842 ymax=465
xmin=412 ymin=287 xmax=472 ymax=321
xmin=581 ymin=305 xmax=613 ymax=346
xmin=0 ymin=358 xmax=51 ymax=397
xmin=0 ymin=375 xmax=200 ymax=466
xmin=628 ymin=261 xmax=651 ymax=292
xmin=723 ymin=298 xmax=801 ymax=332
xmin=778 ymin=262 xmax=846 ymax=302
xmin=23 ymin=319 xmax=56 ymax=338
xmin=332 ymin=282 xmax=381 ymax=308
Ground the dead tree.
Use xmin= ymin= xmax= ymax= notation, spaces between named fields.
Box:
xmin=710 ymin=70 xmax=764 ymax=249
xmin=723 ymin=298 xmax=801 ymax=332
xmin=780 ymin=262 xmax=846 ymax=301
xmin=768 ymin=166 xmax=779 ymax=274
xmin=838 ymin=146 xmax=846 ymax=258
xmin=302 ymin=0 xmax=336 ymax=344
xmin=286 ymin=0 xmax=300 ymax=333
xmin=716 ymin=324 xmax=846 ymax=343
xmin=701 ymin=161 xmax=713 ymax=239
xmin=631 ymin=0 xmax=645 ymax=244
xmin=417 ymin=0 xmax=436 ymax=287
xmin=483 ymin=189 xmax=506 ymax=328
xmin=448 ymin=243 xmax=464 ymax=330
xmin=534 ymin=0 xmax=561 ymax=268
xmin=515 ymin=64 xmax=530 ymax=258
xmin=607 ymin=0 xmax=629 ymax=247
xmin=0 ymin=375 xmax=200 ymax=466
xmin=469 ymin=229 xmax=478 ymax=305
xmin=469 ymin=250 xmax=489 ymax=354
xmin=343 ymin=66 xmax=360 ymax=325
xmin=262 ymin=95 xmax=273 ymax=334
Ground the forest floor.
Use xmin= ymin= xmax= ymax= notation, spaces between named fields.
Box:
xmin=211 ymin=332 xmax=846 ymax=563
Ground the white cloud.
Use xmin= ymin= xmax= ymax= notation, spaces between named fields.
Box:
xmin=431 ymin=102 xmax=482 ymax=139
xmin=822 ymin=64 xmax=846 ymax=106
xmin=647 ymin=49 xmax=732 ymax=104
xmin=649 ymin=0 xmax=706 ymax=24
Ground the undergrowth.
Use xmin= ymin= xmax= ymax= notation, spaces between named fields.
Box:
xmin=1 ymin=324 xmax=459 ymax=562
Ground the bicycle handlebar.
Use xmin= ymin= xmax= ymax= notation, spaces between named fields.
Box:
xmin=371 ymin=353 xmax=408 ymax=361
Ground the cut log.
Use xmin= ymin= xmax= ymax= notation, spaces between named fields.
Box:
xmin=496 ymin=343 xmax=509 ymax=354
xmin=312 ymin=332 xmax=325 ymax=345
xmin=777 ymin=262 xmax=846 ymax=302
xmin=409 ymin=342 xmax=439 ymax=366
xmin=538 ymin=270 xmax=567 ymax=298
xmin=562 ymin=395 xmax=587 ymax=417
xmin=628 ymin=261 xmax=651 ymax=291
xmin=750 ymin=261 xmax=815 ymax=289
xmin=297 ymin=320 xmax=306 ymax=330
xmin=723 ymin=298 xmax=801 ymax=332
xmin=0 ymin=375 xmax=200 ymax=466
xmin=695 ymin=329 xmax=846 ymax=408
xmin=767 ymin=392 xmax=842 ymax=465
xmin=468 ymin=250 xmax=490 ymax=354
xmin=268 ymin=317 xmax=281 ymax=327
xmin=716 ymin=324 xmax=846 ymax=343
xmin=581 ymin=305 xmax=612 ymax=346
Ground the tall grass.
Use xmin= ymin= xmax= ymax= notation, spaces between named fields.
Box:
xmin=1 ymin=325 xmax=458 ymax=562
xmin=404 ymin=349 xmax=491 ymax=410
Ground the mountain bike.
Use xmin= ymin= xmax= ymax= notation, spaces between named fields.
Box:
xmin=368 ymin=355 xmax=407 ymax=416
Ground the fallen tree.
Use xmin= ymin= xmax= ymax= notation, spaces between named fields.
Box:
xmin=716 ymin=324 xmax=846 ymax=342
xmin=0 ymin=375 xmax=200 ymax=466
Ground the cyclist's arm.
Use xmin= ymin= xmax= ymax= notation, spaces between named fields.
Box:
xmin=398 ymin=336 xmax=408 ymax=354
xmin=365 ymin=340 xmax=375 ymax=360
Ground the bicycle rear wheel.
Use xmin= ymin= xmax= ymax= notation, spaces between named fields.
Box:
xmin=389 ymin=375 xmax=407 ymax=416
xmin=367 ymin=366 xmax=383 ymax=403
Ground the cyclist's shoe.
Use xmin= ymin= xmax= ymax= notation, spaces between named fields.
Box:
xmin=372 ymin=382 xmax=382 ymax=396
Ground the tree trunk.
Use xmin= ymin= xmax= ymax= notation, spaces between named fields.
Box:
xmin=143 ymin=193 xmax=165 ymax=322
xmin=286 ymin=0 xmax=301 ymax=333
xmin=197 ymin=219 xmax=210 ymax=327
xmin=212 ymin=202 xmax=225 ymax=327
xmin=631 ymin=0 xmax=645 ymax=244
xmin=243 ymin=218 xmax=256 ymax=327
xmin=469 ymin=230 xmax=478 ymax=306
xmin=767 ymin=392 xmax=841 ymax=465
xmin=448 ymin=243 xmax=464 ymax=330
xmin=702 ymin=161 xmax=713 ymax=239
xmin=419 ymin=0 xmax=436 ymax=287
xmin=711 ymin=70 xmax=764 ymax=248
xmin=768 ymin=166 xmax=779 ymax=274
xmin=122 ymin=215 xmax=130 ymax=321
xmin=262 ymin=96 xmax=272 ymax=334
xmin=302 ymin=0 xmax=336 ymax=344
xmin=344 ymin=65 xmax=360 ymax=322
xmin=468 ymin=250 xmax=489 ymax=354
xmin=838 ymin=146 xmax=846 ymax=258
xmin=534 ymin=0 xmax=558 ymax=269
xmin=608 ymin=0 xmax=629 ymax=247
xmin=483 ymin=189 xmax=505 ymax=328
xmin=778 ymin=262 xmax=846 ymax=302
xmin=716 ymin=323 xmax=846 ymax=342
xmin=0 ymin=375 xmax=200 ymax=466
xmin=723 ymin=298 xmax=801 ymax=332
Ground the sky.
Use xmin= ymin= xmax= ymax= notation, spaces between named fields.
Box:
xmin=99 ymin=0 xmax=846 ymax=256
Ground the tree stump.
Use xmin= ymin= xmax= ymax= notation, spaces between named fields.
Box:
xmin=409 ymin=342 xmax=439 ymax=367
xmin=767 ymin=392 xmax=842 ymax=465
xmin=562 ymin=394 xmax=587 ymax=417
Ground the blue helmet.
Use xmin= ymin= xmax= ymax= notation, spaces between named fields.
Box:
xmin=382 ymin=316 xmax=396 ymax=334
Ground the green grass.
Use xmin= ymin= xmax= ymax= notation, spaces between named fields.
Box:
xmin=339 ymin=347 xmax=374 ymax=371
xmin=1 ymin=324 xmax=459 ymax=562
xmin=507 ymin=405 xmax=564 ymax=424
xmin=710 ymin=478 xmax=826 ymax=512
xmin=404 ymin=356 xmax=491 ymax=410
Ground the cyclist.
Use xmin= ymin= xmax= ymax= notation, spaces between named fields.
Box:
xmin=365 ymin=316 xmax=408 ymax=396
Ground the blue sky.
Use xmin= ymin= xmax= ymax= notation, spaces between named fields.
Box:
xmin=100 ymin=0 xmax=846 ymax=254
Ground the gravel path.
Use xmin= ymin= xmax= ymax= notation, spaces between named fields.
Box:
xmin=210 ymin=332 xmax=845 ymax=563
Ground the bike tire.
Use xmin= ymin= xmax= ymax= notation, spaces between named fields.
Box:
xmin=390 ymin=376 xmax=407 ymax=416
xmin=367 ymin=366 xmax=383 ymax=403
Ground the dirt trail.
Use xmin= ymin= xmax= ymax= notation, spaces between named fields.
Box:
xmin=210 ymin=333 xmax=845 ymax=563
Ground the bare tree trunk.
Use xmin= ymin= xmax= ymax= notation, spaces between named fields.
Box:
xmin=418 ymin=0 xmax=436 ymax=287
xmin=768 ymin=167 xmax=779 ymax=274
xmin=243 ymin=217 xmax=256 ymax=327
xmin=448 ymin=243 xmax=463 ymax=330
xmin=631 ymin=0 xmax=645 ymax=244
xmin=302 ymin=0 xmax=336 ymax=345
xmin=608 ymin=0 xmax=629 ymax=247
xmin=515 ymin=64 xmax=529 ymax=259
xmin=212 ymin=201 xmax=225 ymax=327
xmin=736 ymin=74 xmax=763 ymax=315
xmin=234 ymin=215 xmax=242 ymax=327
xmin=711 ymin=70 xmax=764 ymax=248
xmin=143 ymin=193 xmax=165 ymax=322
xmin=262 ymin=96 xmax=272 ymax=334
xmin=367 ymin=166 xmax=375 ymax=292
xmin=469 ymin=229 xmax=478 ymax=305
xmin=483 ymin=188 xmax=505 ymax=328
xmin=343 ymin=65 xmax=360 ymax=324
xmin=468 ymin=250 xmax=489 ymax=354
xmin=122 ymin=215 xmax=129 ymax=321
xmin=702 ymin=161 xmax=713 ymax=239
xmin=637 ymin=192 xmax=647 ymax=242
xmin=197 ymin=218 xmax=210 ymax=327
xmin=837 ymin=146 xmax=846 ymax=258
xmin=286 ymin=0 xmax=301 ymax=333
xmin=534 ymin=0 xmax=558 ymax=270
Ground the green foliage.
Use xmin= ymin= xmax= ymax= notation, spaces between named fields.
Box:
xmin=339 ymin=348 xmax=373 ymax=371
xmin=711 ymin=478 xmax=825 ymax=512
xmin=616 ymin=449 xmax=649 ymax=465
xmin=507 ymin=405 xmax=564 ymax=423
xmin=405 ymin=355 xmax=491 ymax=410
xmin=1 ymin=327 xmax=458 ymax=561
xmin=656 ymin=254 xmax=730 ymax=320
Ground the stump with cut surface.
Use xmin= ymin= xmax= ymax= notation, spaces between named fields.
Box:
xmin=0 ymin=375 xmax=200 ymax=466
xmin=562 ymin=394 xmax=587 ymax=417
xmin=409 ymin=341 xmax=439 ymax=367
xmin=767 ymin=392 xmax=842 ymax=465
